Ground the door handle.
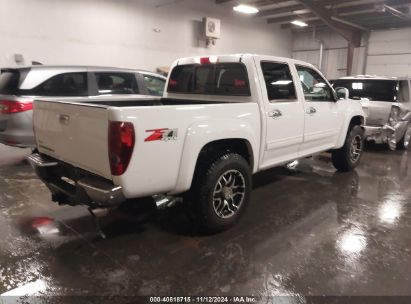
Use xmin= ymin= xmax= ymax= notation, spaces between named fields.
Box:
xmin=268 ymin=109 xmax=282 ymax=119
xmin=306 ymin=107 xmax=317 ymax=115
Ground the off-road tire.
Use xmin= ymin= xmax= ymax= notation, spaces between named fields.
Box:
xmin=332 ymin=125 xmax=364 ymax=172
xmin=188 ymin=153 xmax=251 ymax=234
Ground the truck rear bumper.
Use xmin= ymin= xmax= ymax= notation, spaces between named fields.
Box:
xmin=27 ymin=153 xmax=125 ymax=207
xmin=364 ymin=125 xmax=395 ymax=144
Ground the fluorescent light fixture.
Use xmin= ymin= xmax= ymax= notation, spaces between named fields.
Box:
xmin=291 ymin=20 xmax=308 ymax=27
xmin=233 ymin=4 xmax=259 ymax=14
xmin=352 ymin=82 xmax=363 ymax=90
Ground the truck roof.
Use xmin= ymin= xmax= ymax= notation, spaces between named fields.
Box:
xmin=174 ymin=54 xmax=318 ymax=69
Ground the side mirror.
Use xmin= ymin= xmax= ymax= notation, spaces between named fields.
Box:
xmin=335 ymin=87 xmax=350 ymax=100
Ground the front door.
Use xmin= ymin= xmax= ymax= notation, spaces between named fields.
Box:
xmin=295 ymin=65 xmax=341 ymax=156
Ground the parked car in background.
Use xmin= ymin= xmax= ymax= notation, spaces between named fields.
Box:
xmin=333 ymin=75 xmax=411 ymax=150
xmin=28 ymin=54 xmax=365 ymax=233
xmin=0 ymin=66 xmax=166 ymax=147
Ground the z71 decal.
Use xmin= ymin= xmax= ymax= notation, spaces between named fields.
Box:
xmin=145 ymin=128 xmax=178 ymax=142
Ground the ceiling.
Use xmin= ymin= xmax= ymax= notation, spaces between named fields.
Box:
xmin=216 ymin=0 xmax=411 ymax=31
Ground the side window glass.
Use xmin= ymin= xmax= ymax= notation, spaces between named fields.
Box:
xmin=261 ymin=61 xmax=296 ymax=102
xmin=398 ymin=80 xmax=410 ymax=103
xmin=142 ymin=74 xmax=166 ymax=96
xmin=34 ymin=73 xmax=88 ymax=96
xmin=96 ymin=73 xmax=139 ymax=95
xmin=296 ymin=66 xmax=334 ymax=102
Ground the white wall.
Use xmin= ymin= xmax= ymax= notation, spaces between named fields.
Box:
xmin=366 ymin=28 xmax=411 ymax=77
xmin=292 ymin=30 xmax=348 ymax=79
xmin=0 ymin=0 xmax=292 ymax=72
xmin=292 ymin=27 xmax=411 ymax=79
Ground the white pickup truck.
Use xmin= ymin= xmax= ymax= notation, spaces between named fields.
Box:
xmin=28 ymin=54 xmax=365 ymax=233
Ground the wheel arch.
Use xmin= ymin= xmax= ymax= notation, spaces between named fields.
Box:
xmin=196 ymin=138 xmax=254 ymax=169
xmin=171 ymin=137 xmax=255 ymax=195
xmin=335 ymin=114 xmax=366 ymax=149
xmin=349 ymin=115 xmax=365 ymax=127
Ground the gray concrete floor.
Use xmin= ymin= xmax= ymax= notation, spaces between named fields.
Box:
xmin=0 ymin=143 xmax=410 ymax=302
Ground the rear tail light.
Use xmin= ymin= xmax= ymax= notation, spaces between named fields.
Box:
xmin=388 ymin=106 xmax=400 ymax=127
xmin=0 ymin=100 xmax=33 ymax=114
xmin=108 ymin=121 xmax=135 ymax=176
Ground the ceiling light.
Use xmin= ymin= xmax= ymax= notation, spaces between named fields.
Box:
xmin=233 ymin=4 xmax=259 ymax=14
xmin=291 ymin=20 xmax=308 ymax=27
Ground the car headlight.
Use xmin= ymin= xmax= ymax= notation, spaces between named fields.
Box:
xmin=389 ymin=106 xmax=400 ymax=127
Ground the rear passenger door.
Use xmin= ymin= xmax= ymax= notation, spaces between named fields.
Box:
xmin=28 ymin=72 xmax=89 ymax=97
xmin=295 ymin=65 xmax=341 ymax=155
xmin=257 ymin=59 xmax=305 ymax=168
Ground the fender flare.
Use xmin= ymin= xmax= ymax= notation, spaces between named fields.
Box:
xmin=170 ymin=118 xmax=259 ymax=194
xmin=335 ymin=111 xmax=365 ymax=149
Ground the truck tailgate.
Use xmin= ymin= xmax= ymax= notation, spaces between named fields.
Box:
xmin=33 ymin=100 xmax=112 ymax=180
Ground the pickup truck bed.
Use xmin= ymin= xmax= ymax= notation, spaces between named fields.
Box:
xmin=33 ymin=98 xmax=260 ymax=202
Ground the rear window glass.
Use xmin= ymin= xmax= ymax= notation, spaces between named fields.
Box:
xmin=168 ymin=63 xmax=251 ymax=96
xmin=333 ymin=79 xmax=398 ymax=102
xmin=27 ymin=72 xmax=88 ymax=97
xmin=96 ymin=73 xmax=139 ymax=95
xmin=0 ymin=71 xmax=20 ymax=95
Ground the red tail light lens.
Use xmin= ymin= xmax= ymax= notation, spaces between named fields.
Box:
xmin=108 ymin=121 xmax=135 ymax=176
xmin=200 ymin=57 xmax=211 ymax=64
xmin=0 ymin=100 xmax=33 ymax=114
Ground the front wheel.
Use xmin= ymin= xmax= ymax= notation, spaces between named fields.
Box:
xmin=332 ymin=125 xmax=364 ymax=172
xmin=188 ymin=153 xmax=251 ymax=234
xmin=397 ymin=122 xmax=411 ymax=150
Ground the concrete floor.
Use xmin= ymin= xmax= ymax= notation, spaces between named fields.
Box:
xmin=0 ymin=143 xmax=410 ymax=302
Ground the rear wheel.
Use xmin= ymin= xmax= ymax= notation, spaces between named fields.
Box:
xmin=397 ymin=123 xmax=411 ymax=150
xmin=332 ymin=125 xmax=364 ymax=172
xmin=188 ymin=153 xmax=251 ymax=234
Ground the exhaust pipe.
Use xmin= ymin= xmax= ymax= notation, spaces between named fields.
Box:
xmin=88 ymin=207 xmax=111 ymax=218
xmin=153 ymin=195 xmax=182 ymax=210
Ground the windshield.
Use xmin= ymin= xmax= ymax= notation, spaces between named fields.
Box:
xmin=333 ymin=79 xmax=398 ymax=102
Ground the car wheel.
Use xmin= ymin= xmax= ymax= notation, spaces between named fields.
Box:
xmin=332 ymin=125 xmax=364 ymax=172
xmin=397 ymin=122 xmax=411 ymax=150
xmin=189 ymin=153 xmax=251 ymax=234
